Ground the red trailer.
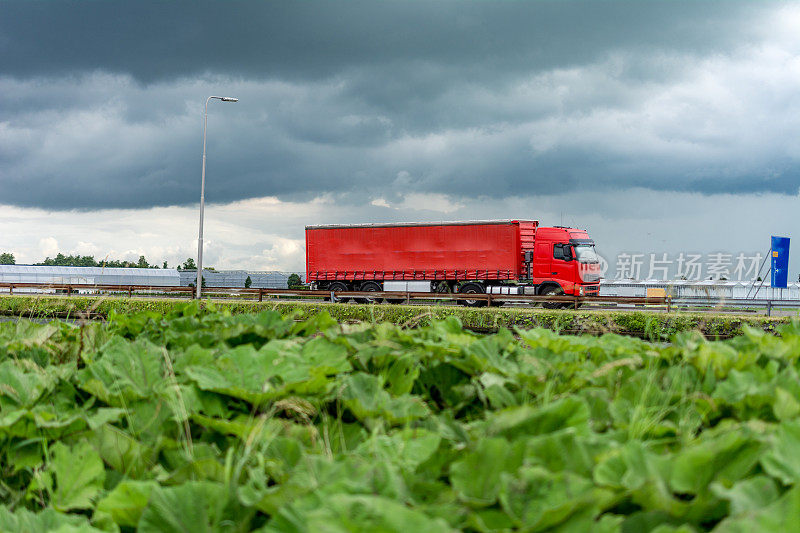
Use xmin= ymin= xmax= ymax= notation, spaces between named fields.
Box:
xmin=305 ymin=220 xmax=601 ymax=306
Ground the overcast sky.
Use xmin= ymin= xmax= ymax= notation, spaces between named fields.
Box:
xmin=1 ymin=1 xmax=798 ymax=279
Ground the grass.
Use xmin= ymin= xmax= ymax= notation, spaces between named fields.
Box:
xmin=0 ymin=294 xmax=789 ymax=339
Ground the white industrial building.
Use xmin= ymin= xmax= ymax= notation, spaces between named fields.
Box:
xmin=0 ymin=265 xmax=180 ymax=291
xmin=0 ymin=265 xmax=303 ymax=292
xmin=600 ymin=279 xmax=800 ymax=300
xmin=178 ymin=269 xmax=304 ymax=289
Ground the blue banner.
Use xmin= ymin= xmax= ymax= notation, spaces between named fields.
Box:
xmin=771 ymin=236 xmax=790 ymax=289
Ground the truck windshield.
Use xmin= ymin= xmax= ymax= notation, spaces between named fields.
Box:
xmin=574 ymin=245 xmax=599 ymax=263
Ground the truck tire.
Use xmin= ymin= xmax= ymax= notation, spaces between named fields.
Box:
xmin=541 ymin=285 xmax=566 ymax=309
xmin=355 ymin=281 xmax=383 ymax=304
xmin=457 ymin=283 xmax=486 ymax=307
xmin=328 ymin=281 xmax=350 ymax=303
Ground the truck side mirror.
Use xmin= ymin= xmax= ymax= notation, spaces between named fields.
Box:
xmin=563 ymin=246 xmax=573 ymax=261
xmin=524 ymin=251 xmax=533 ymax=263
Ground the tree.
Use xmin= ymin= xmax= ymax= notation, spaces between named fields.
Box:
xmin=287 ymin=273 xmax=302 ymax=288
xmin=38 ymin=253 xmax=97 ymax=267
xmin=244 ymin=275 xmax=252 ymax=288
xmin=163 ymin=261 xmax=168 ymax=269
xmin=182 ymin=258 xmax=197 ymax=270
xmin=32 ymin=253 xmax=162 ymax=268
xmin=0 ymin=252 xmax=15 ymax=265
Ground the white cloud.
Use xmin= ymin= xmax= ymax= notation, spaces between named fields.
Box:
xmin=3 ymin=187 xmax=797 ymax=279
xmin=38 ymin=237 xmax=59 ymax=258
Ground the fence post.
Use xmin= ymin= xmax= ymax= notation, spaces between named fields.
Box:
xmin=406 ymin=291 xmax=410 ymax=305
xmin=128 ymin=287 xmax=132 ymax=298
xmin=259 ymin=289 xmax=264 ymax=302
xmin=67 ymin=285 xmax=72 ymax=297
xmin=8 ymin=284 xmax=12 ymax=295
xmin=666 ymin=296 xmax=671 ymax=313
xmin=767 ymin=300 xmax=772 ymax=317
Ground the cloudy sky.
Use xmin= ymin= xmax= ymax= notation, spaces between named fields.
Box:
xmin=1 ymin=1 xmax=798 ymax=279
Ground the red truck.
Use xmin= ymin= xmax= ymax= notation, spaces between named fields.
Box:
xmin=305 ymin=220 xmax=601 ymax=307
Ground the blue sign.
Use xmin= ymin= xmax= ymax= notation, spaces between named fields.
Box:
xmin=771 ymin=236 xmax=790 ymax=289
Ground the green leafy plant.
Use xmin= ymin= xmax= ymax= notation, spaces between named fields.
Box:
xmin=1 ymin=305 xmax=799 ymax=530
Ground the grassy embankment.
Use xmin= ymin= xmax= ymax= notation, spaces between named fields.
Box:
xmin=0 ymin=295 xmax=790 ymax=339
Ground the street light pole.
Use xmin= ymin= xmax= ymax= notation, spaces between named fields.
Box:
xmin=197 ymin=95 xmax=238 ymax=299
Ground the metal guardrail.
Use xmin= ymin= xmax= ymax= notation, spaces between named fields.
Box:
xmin=669 ymin=297 xmax=800 ymax=316
xmin=0 ymin=282 xmax=667 ymax=309
xmin=3 ymin=282 xmax=799 ymax=315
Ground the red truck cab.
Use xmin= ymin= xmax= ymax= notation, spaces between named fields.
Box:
xmin=529 ymin=226 xmax=601 ymax=298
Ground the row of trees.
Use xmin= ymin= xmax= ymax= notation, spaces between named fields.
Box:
xmin=36 ymin=253 xmax=167 ymax=269
xmin=0 ymin=252 xmax=209 ymax=271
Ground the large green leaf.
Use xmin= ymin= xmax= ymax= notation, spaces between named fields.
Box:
xmin=95 ymin=480 xmax=159 ymax=527
xmin=77 ymin=336 xmax=165 ymax=405
xmin=523 ymin=428 xmax=599 ymax=478
xmin=0 ymin=505 xmax=104 ymax=532
xmin=760 ymin=419 xmax=800 ymax=485
xmin=450 ymin=437 xmax=523 ymax=507
xmin=50 ymin=440 xmax=106 ymax=512
xmin=669 ymin=428 xmax=763 ymax=494
xmin=0 ymin=359 xmax=58 ymax=409
xmin=88 ymin=424 xmax=155 ymax=478
xmin=710 ymin=475 xmax=780 ymax=516
xmin=485 ymin=397 xmax=590 ymax=438
xmin=355 ymin=428 xmax=442 ymax=472
xmin=138 ymin=481 xmax=251 ymax=533
xmin=498 ymin=467 xmax=608 ymax=531
xmin=263 ymin=494 xmax=452 ymax=533
xmin=714 ymin=485 xmax=800 ymax=532
xmin=185 ymin=337 xmax=351 ymax=404
xmin=341 ymin=373 xmax=429 ymax=425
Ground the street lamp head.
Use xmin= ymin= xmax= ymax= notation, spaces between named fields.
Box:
xmin=209 ymin=96 xmax=239 ymax=103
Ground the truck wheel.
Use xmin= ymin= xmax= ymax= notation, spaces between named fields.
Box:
xmin=328 ymin=281 xmax=350 ymax=303
xmin=355 ymin=281 xmax=383 ymax=304
xmin=457 ymin=283 xmax=486 ymax=307
xmin=541 ymin=286 xmax=565 ymax=309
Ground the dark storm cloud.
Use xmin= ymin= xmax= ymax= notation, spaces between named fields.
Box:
xmin=0 ymin=1 xmax=798 ymax=210
xmin=0 ymin=1 xmax=759 ymax=84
